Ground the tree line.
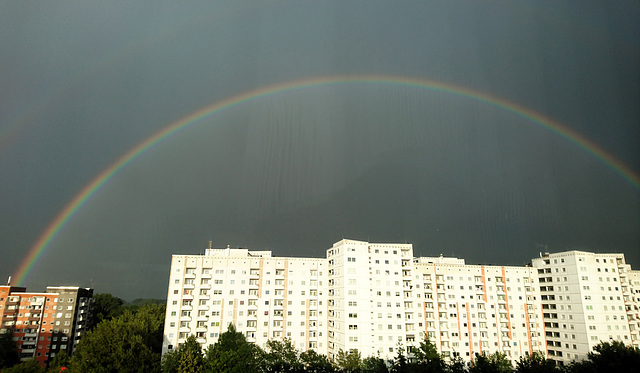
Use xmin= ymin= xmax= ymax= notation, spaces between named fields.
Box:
xmin=159 ymin=324 xmax=639 ymax=373
xmin=1 ymin=294 xmax=638 ymax=372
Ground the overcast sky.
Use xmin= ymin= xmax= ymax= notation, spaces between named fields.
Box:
xmin=1 ymin=1 xmax=638 ymax=301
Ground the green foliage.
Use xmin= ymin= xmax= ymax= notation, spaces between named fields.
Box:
xmin=122 ymin=298 xmax=166 ymax=315
xmin=586 ymin=340 xmax=640 ymax=372
xmin=1 ymin=359 xmax=44 ymax=373
xmin=448 ymin=355 xmax=468 ymax=373
xmin=564 ymin=340 xmax=640 ymax=373
xmin=390 ymin=345 xmax=408 ymax=373
xmin=470 ymin=352 xmax=512 ymax=373
xmin=300 ymin=349 xmax=336 ymax=373
xmin=90 ymin=293 xmax=125 ymax=328
xmin=46 ymin=350 xmax=70 ymax=373
xmin=361 ymin=356 xmax=389 ymax=373
xmin=563 ymin=360 xmax=594 ymax=373
xmin=263 ymin=338 xmax=303 ymax=372
xmin=70 ymin=304 xmax=165 ymax=373
xmin=178 ymin=336 xmax=203 ymax=373
xmin=0 ymin=331 xmax=20 ymax=369
xmin=203 ymin=324 xmax=263 ymax=373
xmin=515 ymin=352 xmax=558 ymax=373
xmin=161 ymin=349 xmax=181 ymax=373
xmin=335 ymin=349 xmax=362 ymax=373
xmin=412 ymin=337 xmax=446 ymax=372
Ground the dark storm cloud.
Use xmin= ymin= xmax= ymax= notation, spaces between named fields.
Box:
xmin=1 ymin=1 xmax=638 ymax=300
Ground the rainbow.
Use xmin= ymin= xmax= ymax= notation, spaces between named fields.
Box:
xmin=13 ymin=75 xmax=640 ymax=286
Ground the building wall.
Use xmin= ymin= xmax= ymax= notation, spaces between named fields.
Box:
xmin=162 ymin=248 xmax=328 ymax=354
xmin=412 ymin=261 xmax=546 ymax=364
xmin=0 ymin=286 xmax=92 ymax=367
xmin=626 ymin=270 xmax=640 ymax=348
xmin=327 ymin=240 xmax=416 ymax=360
xmin=532 ymin=251 xmax=638 ymax=365
xmin=163 ymin=241 xmax=639 ymax=366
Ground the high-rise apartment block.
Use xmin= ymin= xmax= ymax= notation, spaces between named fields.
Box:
xmin=163 ymin=240 xmax=639 ymax=366
xmin=162 ymin=245 xmax=328 ymax=354
xmin=326 ymin=240 xmax=546 ymax=361
xmin=531 ymin=251 xmax=640 ymax=365
xmin=0 ymin=285 xmax=93 ymax=367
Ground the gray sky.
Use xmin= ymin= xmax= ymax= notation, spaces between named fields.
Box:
xmin=1 ymin=1 xmax=638 ymax=301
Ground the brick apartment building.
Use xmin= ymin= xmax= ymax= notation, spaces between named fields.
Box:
xmin=0 ymin=284 xmax=93 ymax=367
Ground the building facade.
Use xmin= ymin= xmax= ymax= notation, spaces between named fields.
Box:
xmin=163 ymin=240 xmax=638 ymax=366
xmin=532 ymin=251 xmax=640 ymax=365
xmin=326 ymin=240 xmax=546 ymax=362
xmin=162 ymin=244 xmax=328 ymax=355
xmin=0 ymin=285 xmax=93 ymax=367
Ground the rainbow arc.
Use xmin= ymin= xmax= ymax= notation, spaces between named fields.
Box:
xmin=13 ymin=75 xmax=640 ymax=286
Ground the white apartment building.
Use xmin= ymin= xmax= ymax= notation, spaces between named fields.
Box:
xmin=325 ymin=239 xmax=546 ymax=363
xmin=162 ymin=244 xmax=328 ymax=354
xmin=165 ymin=239 xmax=546 ymax=366
xmin=163 ymin=240 xmax=638 ymax=366
xmin=531 ymin=251 xmax=640 ymax=366
xmin=327 ymin=240 xmax=417 ymax=359
xmin=412 ymin=257 xmax=546 ymax=363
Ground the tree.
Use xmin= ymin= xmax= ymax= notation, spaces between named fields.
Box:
xmin=203 ymin=323 xmax=263 ymax=373
xmin=515 ymin=352 xmax=558 ymax=373
xmin=161 ymin=349 xmax=182 ymax=373
xmin=448 ymin=355 xmax=468 ymax=373
xmin=0 ymin=331 xmax=20 ymax=369
xmin=70 ymin=304 xmax=165 ymax=373
xmin=300 ymin=349 xmax=335 ymax=373
xmin=412 ymin=337 xmax=446 ymax=372
xmin=470 ymin=352 xmax=512 ymax=373
xmin=178 ymin=336 xmax=203 ymax=373
xmin=361 ymin=356 xmax=389 ymax=373
xmin=335 ymin=349 xmax=362 ymax=373
xmin=565 ymin=340 xmax=640 ymax=373
xmin=390 ymin=345 xmax=409 ymax=373
xmin=263 ymin=338 xmax=303 ymax=373
xmin=89 ymin=293 xmax=125 ymax=329
xmin=1 ymin=359 xmax=45 ymax=373
xmin=46 ymin=350 xmax=70 ymax=373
